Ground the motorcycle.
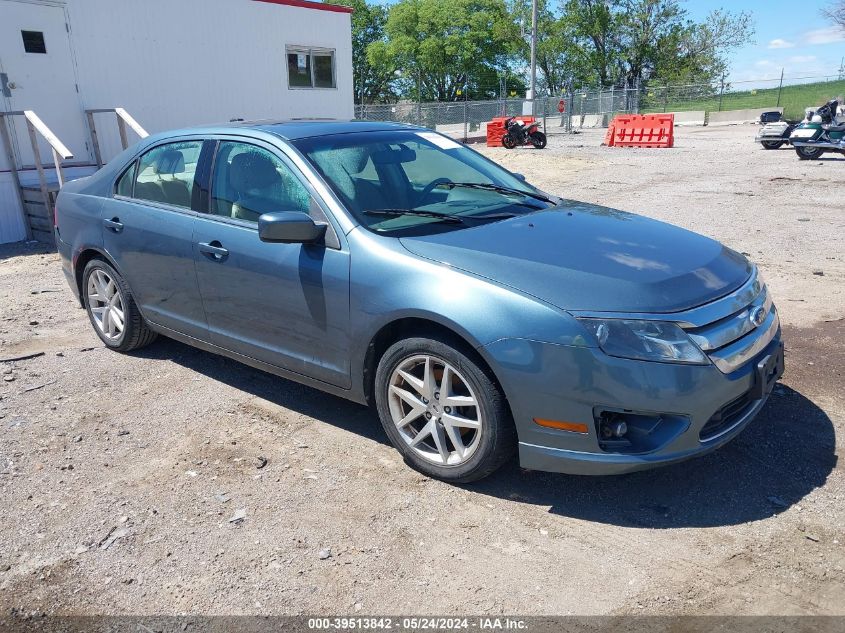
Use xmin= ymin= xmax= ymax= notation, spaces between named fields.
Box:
xmin=754 ymin=111 xmax=799 ymax=150
xmin=501 ymin=117 xmax=547 ymax=149
xmin=789 ymin=99 xmax=845 ymax=160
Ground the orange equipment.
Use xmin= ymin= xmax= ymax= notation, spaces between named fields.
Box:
xmin=605 ymin=114 xmax=674 ymax=148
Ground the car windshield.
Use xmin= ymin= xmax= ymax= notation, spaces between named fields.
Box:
xmin=292 ymin=129 xmax=556 ymax=236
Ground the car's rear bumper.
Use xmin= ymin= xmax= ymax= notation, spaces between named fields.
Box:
xmin=55 ymin=229 xmax=80 ymax=303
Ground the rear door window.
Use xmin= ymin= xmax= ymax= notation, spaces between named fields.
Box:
xmin=133 ymin=141 xmax=203 ymax=208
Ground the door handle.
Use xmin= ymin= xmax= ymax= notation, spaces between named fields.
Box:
xmin=198 ymin=241 xmax=229 ymax=261
xmin=103 ymin=218 xmax=123 ymax=233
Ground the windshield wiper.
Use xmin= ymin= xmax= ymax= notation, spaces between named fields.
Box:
xmin=438 ymin=182 xmax=556 ymax=203
xmin=363 ymin=209 xmax=465 ymax=224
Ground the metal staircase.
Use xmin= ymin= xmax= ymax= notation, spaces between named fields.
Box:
xmin=0 ymin=107 xmax=147 ymax=245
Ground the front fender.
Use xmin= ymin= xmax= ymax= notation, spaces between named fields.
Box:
xmin=347 ymin=228 xmax=594 ymax=399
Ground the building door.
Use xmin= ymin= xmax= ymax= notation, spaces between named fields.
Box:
xmin=0 ymin=1 xmax=90 ymax=170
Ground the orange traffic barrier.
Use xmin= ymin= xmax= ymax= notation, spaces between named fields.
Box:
xmin=487 ymin=116 xmax=535 ymax=147
xmin=605 ymin=114 xmax=674 ymax=148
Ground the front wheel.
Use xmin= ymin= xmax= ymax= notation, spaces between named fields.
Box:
xmin=374 ymin=336 xmax=516 ymax=483
xmin=82 ymin=259 xmax=158 ymax=352
xmin=795 ymin=146 xmax=824 ymax=160
xmin=761 ymin=140 xmax=784 ymax=150
xmin=530 ymin=131 xmax=547 ymax=149
xmin=501 ymin=134 xmax=517 ymax=149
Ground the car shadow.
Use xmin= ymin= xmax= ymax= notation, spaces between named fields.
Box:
xmin=471 ymin=385 xmax=837 ymax=528
xmin=134 ymin=336 xmax=389 ymax=447
xmin=136 ymin=338 xmax=835 ymax=529
xmin=0 ymin=240 xmax=54 ymax=263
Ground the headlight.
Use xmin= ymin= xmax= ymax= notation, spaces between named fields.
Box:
xmin=578 ymin=319 xmax=709 ymax=365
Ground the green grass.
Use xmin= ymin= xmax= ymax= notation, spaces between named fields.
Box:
xmin=641 ymin=79 xmax=845 ymax=121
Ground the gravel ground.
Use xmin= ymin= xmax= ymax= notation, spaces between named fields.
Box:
xmin=0 ymin=125 xmax=842 ymax=617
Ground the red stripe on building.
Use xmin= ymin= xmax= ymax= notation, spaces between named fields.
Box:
xmin=253 ymin=0 xmax=354 ymax=13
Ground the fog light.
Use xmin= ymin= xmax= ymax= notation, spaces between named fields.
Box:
xmin=594 ymin=409 xmax=691 ymax=454
xmin=600 ymin=418 xmax=628 ymax=439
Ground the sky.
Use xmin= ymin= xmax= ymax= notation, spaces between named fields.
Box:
xmin=683 ymin=0 xmax=844 ymax=85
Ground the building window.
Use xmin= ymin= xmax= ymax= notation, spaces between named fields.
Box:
xmin=21 ymin=30 xmax=47 ymax=54
xmin=287 ymin=47 xmax=335 ymax=89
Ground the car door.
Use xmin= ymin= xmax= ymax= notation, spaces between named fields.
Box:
xmin=192 ymin=138 xmax=351 ymax=388
xmin=104 ymin=138 xmax=208 ymax=339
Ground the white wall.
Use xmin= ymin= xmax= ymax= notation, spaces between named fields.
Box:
xmin=67 ymin=0 xmax=354 ymax=161
xmin=1 ymin=0 xmax=353 ymax=243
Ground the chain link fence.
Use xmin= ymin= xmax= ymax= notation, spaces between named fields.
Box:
xmin=353 ymin=89 xmax=638 ymax=142
xmin=353 ymin=74 xmax=844 ymax=138
xmin=638 ymin=74 xmax=844 ymax=121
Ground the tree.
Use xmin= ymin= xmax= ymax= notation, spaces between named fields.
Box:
xmin=510 ymin=0 xmax=585 ymax=95
xmin=331 ymin=0 xmax=397 ymax=103
xmin=381 ymin=0 xmax=522 ymax=101
xmin=648 ymin=9 xmax=755 ymax=85
xmin=823 ymin=1 xmax=845 ymax=28
xmin=560 ymin=0 xmax=620 ymax=86
xmin=548 ymin=0 xmax=753 ymax=87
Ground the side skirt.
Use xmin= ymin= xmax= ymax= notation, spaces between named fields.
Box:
xmin=146 ymin=321 xmax=368 ymax=406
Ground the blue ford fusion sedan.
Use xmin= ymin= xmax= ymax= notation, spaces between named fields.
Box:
xmin=55 ymin=120 xmax=783 ymax=482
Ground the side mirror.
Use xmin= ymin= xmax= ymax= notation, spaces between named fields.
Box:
xmin=512 ymin=172 xmax=527 ymax=182
xmin=258 ymin=211 xmax=326 ymax=244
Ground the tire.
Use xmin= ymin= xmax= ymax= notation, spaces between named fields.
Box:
xmin=530 ymin=131 xmax=547 ymax=149
xmin=501 ymin=134 xmax=517 ymax=149
xmin=82 ymin=258 xmax=158 ymax=352
xmin=761 ymin=141 xmax=784 ymax=150
xmin=374 ymin=335 xmax=516 ymax=483
xmin=795 ymin=146 xmax=824 ymax=160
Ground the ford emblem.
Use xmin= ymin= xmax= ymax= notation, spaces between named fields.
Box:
xmin=749 ymin=306 xmax=766 ymax=328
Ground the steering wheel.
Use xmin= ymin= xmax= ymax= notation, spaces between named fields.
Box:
xmin=416 ymin=177 xmax=453 ymax=206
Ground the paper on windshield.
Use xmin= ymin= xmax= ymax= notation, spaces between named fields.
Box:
xmin=416 ymin=131 xmax=462 ymax=150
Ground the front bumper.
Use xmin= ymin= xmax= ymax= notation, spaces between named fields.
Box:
xmin=485 ymin=331 xmax=783 ymax=476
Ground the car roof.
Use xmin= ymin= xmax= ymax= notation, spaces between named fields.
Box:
xmin=151 ymin=119 xmax=424 ymax=142
xmin=255 ymin=119 xmax=423 ymax=140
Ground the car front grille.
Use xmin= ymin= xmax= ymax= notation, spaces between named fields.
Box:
xmin=682 ymin=273 xmax=779 ymax=374
xmin=700 ymin=390 xmax=754 ymax=441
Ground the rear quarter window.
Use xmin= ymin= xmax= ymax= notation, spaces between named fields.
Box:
xmin=115 ymin=162 xmax=136 ymax=197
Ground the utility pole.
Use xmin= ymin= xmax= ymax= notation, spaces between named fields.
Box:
xmin=776 ymin=68 xmax=784 ymax=108
xmin=529 ymin=0 xmax=538 ymax=115
xmin=416 ymin=68 xmax=422 ymax=126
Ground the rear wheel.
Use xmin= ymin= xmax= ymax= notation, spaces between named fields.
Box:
xmin=82 ymin=259 xmax=157 ymax=352
xmin=761 ymin=140 xmax=784 ymax=150
xmin=501 ymin=134 xmax=517 ymax=149
xmin=530 ymin=131 xmax=547 ymax=149
xmin=796 ymin=146 xmax=824 ymax=160
xmin=374 ymin=336 xmax=515 ymax=483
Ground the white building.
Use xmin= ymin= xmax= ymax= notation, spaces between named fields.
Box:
xmin=0 ymin=0 xmax=354 ymax=243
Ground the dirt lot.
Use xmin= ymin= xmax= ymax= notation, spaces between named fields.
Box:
xmin=0 ymin=125 xmax=843 ymax=617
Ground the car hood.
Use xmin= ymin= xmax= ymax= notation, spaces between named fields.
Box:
xmin=399 ymin=201 xmax=752 ymax=313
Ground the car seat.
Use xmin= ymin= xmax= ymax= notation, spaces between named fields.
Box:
xmin=228 ymin=151 xmax=285 ymax=222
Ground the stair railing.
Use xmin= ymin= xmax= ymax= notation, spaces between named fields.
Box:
xmin=85 ymin=107 xmax=149 ymax=168
xmin=0 ymin=110 xmax=74 ymax=240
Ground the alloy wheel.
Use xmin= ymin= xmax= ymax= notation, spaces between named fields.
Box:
xmin=87 ymin=269 xmax=125 ymax=341
xmin=388 ymin=355 xmax=483 ymax=466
